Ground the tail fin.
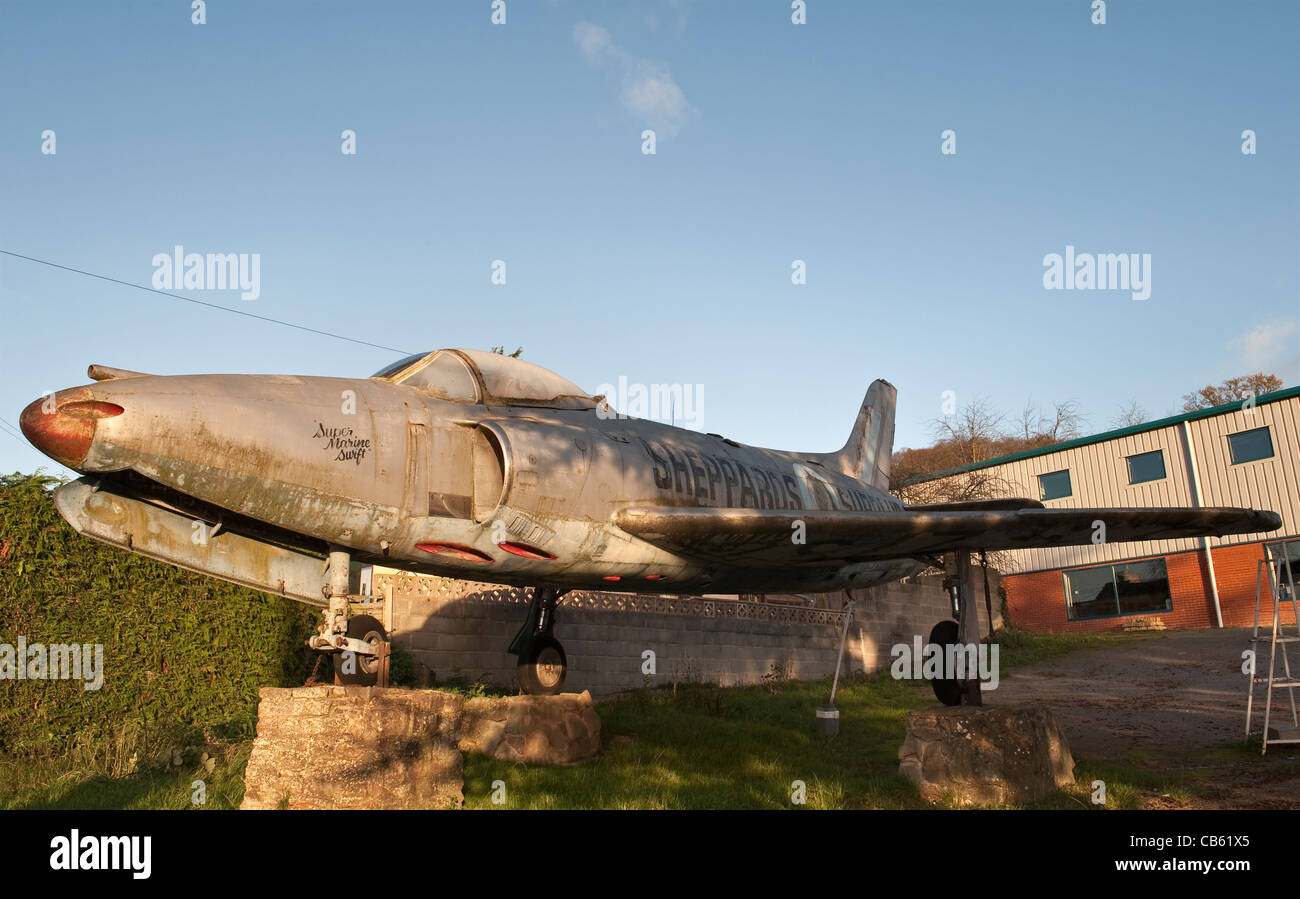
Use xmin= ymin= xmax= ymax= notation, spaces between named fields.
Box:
xmin=824 ymin=379 xmax=895 ymax=491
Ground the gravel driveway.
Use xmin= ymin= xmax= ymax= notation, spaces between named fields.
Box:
xmin=993 ymin=627 xmax=1274 ymax=757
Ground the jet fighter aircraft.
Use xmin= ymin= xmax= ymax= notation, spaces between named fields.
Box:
xmin=20 ymin=349 xmax=1281 ymax=694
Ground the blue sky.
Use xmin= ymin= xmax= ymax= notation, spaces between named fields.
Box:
xmin=1 ymin=0 xmax=1297 ymax=477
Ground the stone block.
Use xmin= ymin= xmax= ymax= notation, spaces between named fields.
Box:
xmin=460 ymin=691 xmax=601 ymax=765
xmin=898 ymin=705 xmax=1075 ymax=806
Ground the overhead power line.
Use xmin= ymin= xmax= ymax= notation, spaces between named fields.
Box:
xmin=0 ymin=416 xmax=30 ymax=447
xmin=0 ymin=249 xmax=414 ymax=355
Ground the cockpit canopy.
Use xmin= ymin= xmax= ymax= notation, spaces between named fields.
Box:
xmin=371 ymin=349 xmax=596 ymax=409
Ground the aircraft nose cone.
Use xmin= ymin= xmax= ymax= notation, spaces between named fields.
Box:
xmin=19 ymin=392 xmax=122 ymax=469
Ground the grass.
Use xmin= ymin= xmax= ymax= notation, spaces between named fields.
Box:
xmin=5 ymin=625 xmax=1294 ymax=810
xmin=993 ymin=624 xmax=1157 ymax=669
xmin=1 ymin=739 xmax=251 ymax=809
xmin=465 ymin=672 xmax=932 ymax=809
xmin=433 ymin=672 xmax=516 ymax=698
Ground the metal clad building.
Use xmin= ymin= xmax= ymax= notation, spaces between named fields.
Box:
xmin=914 ymin=388 xmax=1300 ymax=632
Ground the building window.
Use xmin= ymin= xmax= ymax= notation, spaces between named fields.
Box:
xmin=1228 ymin=426 xmax=1274 ymax=465
xmin=1126 ymin=449 xmax=1166 ymax=485
xmin=1064 ymin=558 xmax=1172 ymax=620
xmin=1267 ymin=540 xmax=1300 ymax=595
xmin=1038 ymin=469 xmax=1072 ymax=501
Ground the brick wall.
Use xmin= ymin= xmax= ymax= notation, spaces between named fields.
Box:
xmin=1003 ymin=541 xmax=1291 ymax=633
xmin=377 ymin=574 xmax=962 ymax=696
xmin=1211 ymin=542 xmax=1296 ymax=627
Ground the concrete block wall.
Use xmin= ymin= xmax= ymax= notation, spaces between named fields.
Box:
xmin=851 ymin=579 xmax=993 ymax=672
xmin=378 ymin=574 xmax=971 ymax=696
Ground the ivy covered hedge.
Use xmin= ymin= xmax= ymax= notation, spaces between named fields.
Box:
xmin=0 ymin=473 xmax=321 ymax=759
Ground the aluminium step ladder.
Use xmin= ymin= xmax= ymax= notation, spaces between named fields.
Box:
xmin=1244 ymin=544 xmax=1300 ymax=754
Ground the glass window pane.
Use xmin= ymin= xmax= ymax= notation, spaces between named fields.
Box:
xmin=1065 ymin=566 xmax=1117 ymax=619
xmin=1228 ymin=427 xmax=1274 ymax=464
xmin=1038 ymin=469 xmax=1072 ymax=501
xmin=402 ymin=352 xmax=479 ymax=403
xmin=1127 ymin=449 xmax=1166 ymax=484
xmin=1113 ymin=559 xmax=1171 ymax=615
xmin=371 ymin=351 xmax=430 ymax=379
xmin=1267 ymin=540 xmax=1300 ymax=597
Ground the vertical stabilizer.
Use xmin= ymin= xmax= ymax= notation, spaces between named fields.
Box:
xmin=825 ymin=379 xmax=896 ymax=490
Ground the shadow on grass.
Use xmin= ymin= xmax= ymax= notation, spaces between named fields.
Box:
xmin=463 ymin=671 xmax=938 ymax=810
xmin=2 ymin=730 xmax=253 ymax=811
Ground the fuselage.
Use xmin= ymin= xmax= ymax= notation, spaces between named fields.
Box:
xmin=22 ymin=366 xmax=924 ymax=596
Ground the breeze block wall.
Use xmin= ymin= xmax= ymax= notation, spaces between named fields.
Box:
xmin=375 ymin=574 xmax=961 ymax=696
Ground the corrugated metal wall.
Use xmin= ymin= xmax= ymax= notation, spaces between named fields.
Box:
xmin=1191 ymin=399 xmax=1300 ymax=549
xmin=929 ymin=396 xmax=1299 ymax=575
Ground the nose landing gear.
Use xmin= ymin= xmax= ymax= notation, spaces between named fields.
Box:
xmin=307 ymin=549 xmax=390 ymax=687
xmin=335 ymin=614 xmax=389 ymax=686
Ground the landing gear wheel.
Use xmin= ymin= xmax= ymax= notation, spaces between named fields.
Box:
xmin=517 ymin=635 xmax=567 ymax=695
xmin=335 ymin=614 xmax=386 ymax=686
xmin=928 ymin=619 xmax=963 ymax=707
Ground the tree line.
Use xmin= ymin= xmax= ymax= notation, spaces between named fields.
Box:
xmin=891 ymin=373 xmax=1283 ymax=503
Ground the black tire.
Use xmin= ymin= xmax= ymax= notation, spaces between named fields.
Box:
xmin=335 ymin=614 xmax=387 ymax=686
xmin=928 ymin=619 xmax=963 ymax=707
xmin=517 ymin=635 xmax=567 ymax=695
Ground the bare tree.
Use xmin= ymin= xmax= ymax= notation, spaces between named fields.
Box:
xmin=892 ymin=395 xmax=1084 ymax=574
xmin=892 ymin=394 xmax=1095 ymax=506
xmin=1041 ymin=399 xmax=1085 ymax=441
xmin=892 ymin=398 xmax=1016 ymax=505
xmin=1111 ymin=400 xmax=1147 ymax=428
xmin=1015 ymin=399 xmax=1040 ymax=442
xmin=929 ymin=396 xmax=1005 ymax=467
xmin=1014 ymin=398 xmax=1085 ymax=443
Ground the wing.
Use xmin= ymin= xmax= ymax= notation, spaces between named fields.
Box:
xmin=611 ymin=503 xmax=1282 ymax=567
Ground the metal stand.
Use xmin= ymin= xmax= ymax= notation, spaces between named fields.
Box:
xmin=1246 ymin=544 xmax=1300 ymax=753
xmin=817 ymin=592 xmax=856 ymax=735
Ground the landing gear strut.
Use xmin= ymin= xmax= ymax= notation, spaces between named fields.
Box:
xmin=929 ymin=551 xmax=984 ymax=707
xmin=307 ymin=548 xmax=389 ymax=687
xmin=509 ymin=586 xmax=568 ymax=695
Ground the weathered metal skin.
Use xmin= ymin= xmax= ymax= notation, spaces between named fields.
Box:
xmin=54 ymin=478 xmax=330 ymax=605
xmin=21 ymin=349 xmax=1280 ymax=602
xmin=20 ymin=352 xmax=919 ymax=596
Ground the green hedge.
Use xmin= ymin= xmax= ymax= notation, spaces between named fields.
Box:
xmin=0 ymin=473 xmax=320 ymax=759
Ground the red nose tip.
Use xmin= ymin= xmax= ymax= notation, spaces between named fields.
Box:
xmin=18 ymin=394 xmax=122 ymax=469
